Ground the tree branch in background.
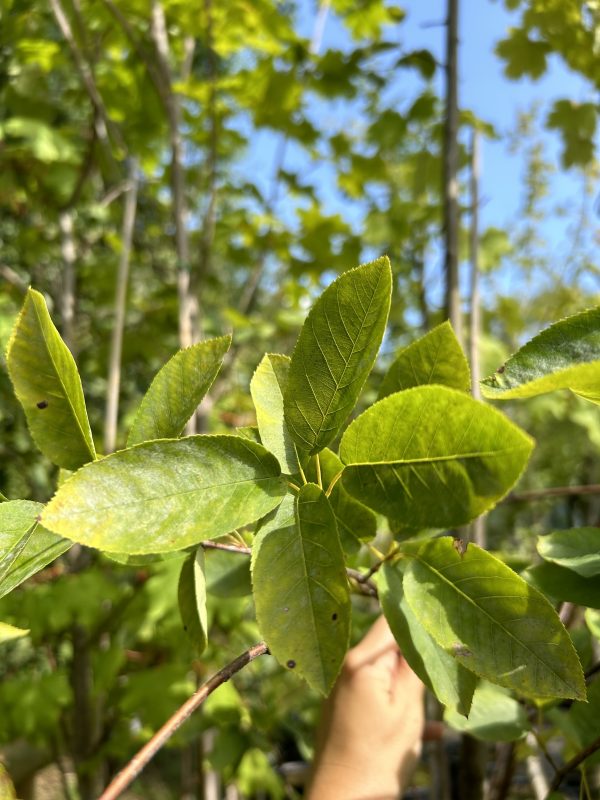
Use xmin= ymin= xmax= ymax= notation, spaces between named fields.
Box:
xmin=104 ymin=161 xmax=139 ymax=454
xmin=98 ymin=643 xmax=269 ymax=800
xmin=58 ymin=210 xmax=77 ymax=357
xmin=443 ymin=0 xmax=461 ymax=342
xmin=49 ymin=0 xmax=124 ymax=179
xmin=547 ymin=734 xmax=600 ymax=795
xmin=507 ymin=484 xmax=600 ymax=502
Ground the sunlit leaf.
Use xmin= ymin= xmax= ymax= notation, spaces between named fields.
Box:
xmin=379 ymin=321 xmax=470 ymax=399
xmin=284 ymin=257 xmax=392 ymax=454
xmin=481 ymin=307 xmax=600 ymax=404
xmin=6 ymin=288 xmax=96 ymax=470
xmin=42 ymin=436 xmax=286 ymax=554
xmin=537 ymin=528 xmax=600 ymax=578
xmin=379 ymin=562 xmax=476 ymax=716
xmin=252 ymin=486 xmax=350 ymax=694
xmin=0 ymin=500 xmax=70 ymax=599
xmin=250 ymin=353 xmax=305 ymax=474
xmin=0 ymin=622 xmax=30 ymax=643
xmin=128 ymin=336 xmax=231 ymax=446
xmin=403 ymin=538 xmax=586 ymax=700
xmin=340 ymin=386 xmax=533 ymax=528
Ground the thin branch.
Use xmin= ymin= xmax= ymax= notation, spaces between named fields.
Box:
xmin=49 ymin=0 xmax=124 ymax=160
xmin=98 ymin=642 xmax=269 ymax=800
xmin=200 ymin=541 xmax=251 ymax=556
xmin=507 ymin=484 xmax=600 ymax=502
xmin=0 ymin=265 xmax=27 ymax=290
xmin=546 ymin=734 xmax=600 ymax=796
xmin=346 ymin=568 xmax=378 ymax=598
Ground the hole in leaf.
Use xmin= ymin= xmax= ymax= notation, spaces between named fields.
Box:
xmin=36 ymin=401 xmax=48 ymax=409
xmin=286 ymin=659 xmax=296 ymax=669
xmin=331 ymin=613 xmax=338 ymax=621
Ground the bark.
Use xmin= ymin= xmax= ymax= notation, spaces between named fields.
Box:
xmin=58 ymin=210 xmax=77 ymax=356
xmin=443 ymin=0 xmax=461 ymax=343
xmin=104 ymin=161 xmax=139 ymax=454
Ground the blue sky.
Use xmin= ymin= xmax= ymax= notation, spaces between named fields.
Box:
xmin=244 ymin=0 xmax=599 ymax=305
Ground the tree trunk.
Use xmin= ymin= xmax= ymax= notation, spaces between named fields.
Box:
xmin=104 ymin=161 xmax=139 ymax=454
xmin=443 ymin=0 xmax=461 ymax=343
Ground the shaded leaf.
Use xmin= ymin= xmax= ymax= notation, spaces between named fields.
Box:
xmin=0 ymin=500 xmax=70 ymax=599
xmin=42 ymin=436 xmax=286 ymax=554
xmin=525 ymin=562 xmax=600 ymax=609
xmin=6 ymin=288 xmax=96 ymax=470
xmin=206 ymin=549 xmax=251 ymax=598
xmin=284 ymin=257 xmax=392 ymax=454
xmin=378 ymin=321 xmax=470 ymax=399
xmin=128 ymin=336 xmax=231 ymax=446
xmin=340 ymin=386 xmax=533 ymax=528
xmin=250 ymin=354 xmax=305 ymax=474
xmin=481 ymin=307 xmax=600 ymax=403
xmin=251 ymin=485 xmax=350 ymax=695
xmin=379 ymin=562 xmax=476 ymax=716
xmin=537 ymin=528 xmax=600 ymax=578
xmin=403 ymin=538 xmax=586 ymax=700
xmin=305 ymin=448 xmax=376 ymax=554
xmin=444 ymin=681 xmax=529 ymax=742
xmin=178 ymin=547 xmax=208 ymax=653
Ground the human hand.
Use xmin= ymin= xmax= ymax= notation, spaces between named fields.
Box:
xmin=307 ymin=616 xmax=425 ymax=800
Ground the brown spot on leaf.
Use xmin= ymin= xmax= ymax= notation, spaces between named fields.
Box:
xmin=283 ymin=606 xmax=289 ymax=613
xmin=331 ymin=613 xmax=338 ymax=621
xmin=36 ymin=400 xmax=48 ymax=409
xmin=452 ymin=538 xmax=467 ymax=558
xmin=286 ymin=659 xmax=296 ymax=669
xmin=496 ymin=365 xmax=505 ymax=374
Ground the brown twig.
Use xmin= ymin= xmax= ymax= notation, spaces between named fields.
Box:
xmin=546 ymin=734 xmax=600 ymax=796
xmin=346 ymin=568 xmax=378 ymax=598
xmin=200 ymin=541 xmax=251 ymax=556
xmin=98 ymin=642 xmax=269 ymax=800
xmin=507 ymin=484 xmax=600 ymax=502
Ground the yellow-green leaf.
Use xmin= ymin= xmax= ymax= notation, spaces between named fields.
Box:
xmin=481 ymin=307 xmax=600 ymax=403
xmin=379 ymin=321 xmax=470 ymax=398
xmin=128 ymin=335 xmax=231 ymax=446
xmin=6 ymin=288 xmax=96 ymax=470
xmin=284 ymin=257 xmax=392 ymax=454
xmin=42 ymin=436 xmax=286 ymax=554
xmin=252 ymin=486 xmax=350 ymax=695
xmin=178 ymin=547 xmax=208 ymax=653
xmin=340 ymin=386 xmax=533 ymax=528
xmin=403 ymin=538 xmax=586 ymax=700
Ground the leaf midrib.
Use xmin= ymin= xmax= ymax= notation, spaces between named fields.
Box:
xmin=345 ymin=445 xmax=531 ymax=467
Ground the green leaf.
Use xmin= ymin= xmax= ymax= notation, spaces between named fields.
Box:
xmin=178 ymin=547 xmax=208 ymax=653
xmin=585 ymin=608 xmax=600 ymax=640
xmin=205 ymin=549 xmax=252 ymax=598
xmin=340 ymin=386 xmax=533 ymax=528
xmin=305 ymin=449 xmax=376 ymax=554
xmin=378 ymin=321 xmax=470 ymax=399
xmin=250 ymin=354 xmax=305 ymax=474
xmin=42 ymin=435 xmax=286 ymax=554
xmin=403 ymin=538 xmax=586 ymax=700
xmin=0 ymin=622 xmax=29 ymax=643
xmin=444 ymin=681 xmax=529 ymax=742
xmin=128 ymin=336 xmax=231 ymax=446
xmin=235 ymin=426 xmax=261 ymax=443
xmin=379 ymin=562 xmax=476 ymax=716
xmin=537 ymin=528 xmax=600 ymax=578
xmin=481 ymin=307 xmax=600 ymax=403
xmin=6 ymin=288 xmax=96 ymax=470
xmin=0 ymin=500 xmax=70 ymax=599
xmin=251 ymin=485 xmax=351 ymax=695
xmin=284 ymin=257 xmax=392 ymax=454
xmin=525 ymin=562 xmax=600 ymax=609
xmin=0 ymin=492 xmax=8 ymax=502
